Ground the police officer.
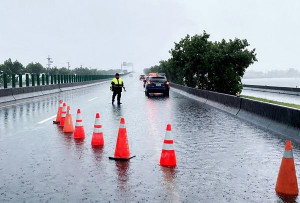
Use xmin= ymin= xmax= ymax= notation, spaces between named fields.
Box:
xmin=110 ymin=73 xmax=126 ymax=104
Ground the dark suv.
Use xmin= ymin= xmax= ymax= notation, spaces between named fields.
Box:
xmin=145 ymin=76 xmax=170 ymax=96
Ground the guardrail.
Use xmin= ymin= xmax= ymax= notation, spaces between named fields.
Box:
xmin=243 ymin=84 xmax=300 ymax=93
xmin=171 ymin=83 xmax=300 ymax=143
xmin=0 ymin=73 xmax=119 ymax=89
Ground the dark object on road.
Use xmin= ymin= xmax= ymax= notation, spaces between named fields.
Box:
xmin=145 ymin=76 xmax=170 ymax=97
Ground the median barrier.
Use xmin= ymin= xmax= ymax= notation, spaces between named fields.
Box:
xmin=206 ymin=90 xmax=241 ymax=115
xmin=11 ymin=88 xmax=25 ymax=96
xmin=0 ymin=75 xmax=124 ymax=105
xmin=237 ymin=98 xmax=300 ymax=142
xmin=0 ymin=88 xmax=15 ymax=103
xmin=171 ymin=83 xmax=240 ymax=115
xmin=243 ymin=85 xmax=300 ymax=96
xmin=13 ymin=86 xmax=42 ymax=100
xmin=59 ymin=83 xmax=75 ymax=91
xmin=171 ymin=83 xmax=207 ymax=103
xmin=41 ymin=85 xmax=61 ymax=95
xmin=171 ymin=83 xmax=300 ymax=142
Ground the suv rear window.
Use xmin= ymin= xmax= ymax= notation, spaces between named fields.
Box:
xmin=150 ymin=77 xmax=167 ymax=82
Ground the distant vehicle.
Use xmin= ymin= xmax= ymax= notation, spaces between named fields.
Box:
xmin=129 ymin=73 xmax=133 ymax=77
xmin=148 ymin=72 xmax=158 ymax=77
xmin=139 ymin=75 xmax=146 ymax=80
xmin=144 ymin=76 xmax=170 ymax=97
xmin=158 ymin=73 xmax=166 ymax=77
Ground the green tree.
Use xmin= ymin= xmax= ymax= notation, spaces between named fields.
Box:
xmin=146 ymin=31 xmax=257 ymax=95
xmin=46 ymin=67 xmax=59 ymax=75
xmin=0 ymin=58 xmax=25 ymax=74
xmin=25 ymin=62 xmax=45 ymax=74
xmin=58 ymin=67 xmax=72 ymax=75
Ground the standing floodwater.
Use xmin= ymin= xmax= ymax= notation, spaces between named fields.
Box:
xmin=0 ymin=75 xmax=299 ymax=202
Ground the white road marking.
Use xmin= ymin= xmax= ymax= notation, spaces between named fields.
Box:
xmin=38 ymin=115 xmax=57 ymax=124
xmin=88 ymin=97 xmax=98 ymax=102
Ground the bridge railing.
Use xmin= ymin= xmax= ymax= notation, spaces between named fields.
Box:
xmin=0 ymin=73 xmax=126 ymax=89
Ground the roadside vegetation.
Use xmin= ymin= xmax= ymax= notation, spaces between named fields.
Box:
xmin=144 ymin=31 xmax=257 ymax=95
xmin=0 ymin=58 xmax=123 ymax=75
xmin=241 ymin=95 xmax=300 ymax=109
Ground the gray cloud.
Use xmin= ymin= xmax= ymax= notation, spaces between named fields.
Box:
xmin=0 ymin=0 xmax=299 ymax=72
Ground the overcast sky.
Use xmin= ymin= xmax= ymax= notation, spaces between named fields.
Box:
xmin=0 ymin=0 xmax=299 ymax=73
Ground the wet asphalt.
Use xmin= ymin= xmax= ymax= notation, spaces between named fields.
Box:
xmin=0 ymin=74 xmax=299 ymax=202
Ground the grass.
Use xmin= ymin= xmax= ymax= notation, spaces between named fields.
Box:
xmin=241 ymin=95 xmax=300 ymax=109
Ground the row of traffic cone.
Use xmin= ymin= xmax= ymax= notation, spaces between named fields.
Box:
xmin=53 ymin=100 xmax=176 ymax=163
xmin=53 ymin=101 xmax=104 ymax=146
xmin=52 ymin=100 xmax=298 ymax=197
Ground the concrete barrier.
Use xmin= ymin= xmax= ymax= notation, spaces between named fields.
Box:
xmin=244 ymin=84 xmax=300 ymax=93
xmin=171 ymin=83 xmax=300 ymax=142
xmin=171 ymin=83 xmax=241 ymax=115
xmin=0 ymin=89 xmax=15 ymax=103
xmin=206 ymin=90 xmax=241 ymax=115
xmin=13 ymin=86 xmax=42 ymax=100
xmin=237 ymin=98 xmax=300 ymax=142
xmin=171 ymin=83 xmax=208 ymax=103
xmin=41 ymin=85 xmax=61 ymax=95
xmin=0 ymin=79 xmax=112 ymax=104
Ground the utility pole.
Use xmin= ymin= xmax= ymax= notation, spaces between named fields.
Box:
xmin=67 ymin=62 xmax=70 ymax=70
xmin=47 ymin=55 xmax=53 ymax=69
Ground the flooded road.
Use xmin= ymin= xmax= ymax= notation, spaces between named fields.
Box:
xmin=0 ymin=74 xmax=299 ymax=202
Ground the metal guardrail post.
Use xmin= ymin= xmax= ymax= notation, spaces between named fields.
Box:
xmin=50 ymin=75 xmax=53 ymax=84
xmin=46 ymin=74 xmax=49 ymax=85
xmin=26 ymin=74 xmax=29 ymax=87
xmin=12 ymin=74 xmax=16 ymax=88
xmin=58 ymin=75 xmax=60 ymax=84
xmin=3 ymin=73 xmax=8 ymax=88
xmin=31 ymin=74 xmax=35 ymax=86
xmin=37 ymin=74 xmax=40 ymax=86
xmin=54 ymin=75 xmax=57 ymax=84
xmin=19 ymin=74 xmax=22 ymax=87
xmin=42 ymin=74 xmax=45 ymax=85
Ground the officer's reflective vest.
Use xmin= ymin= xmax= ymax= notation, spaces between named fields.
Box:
xmin=110 ymin=78 xmax=124 ymax=92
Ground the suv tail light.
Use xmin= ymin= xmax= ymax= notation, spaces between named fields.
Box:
xmin=165 ymin=81 xmax=170 ymax=85
xmin=147 ymin=81 xmax=151 ymax=85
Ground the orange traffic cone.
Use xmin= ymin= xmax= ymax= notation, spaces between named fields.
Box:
xmin=275 ymin=140 xmax=298 ymax=196
xmin=74 ymin=109 xmax=85 ymax=139
xmin=53 ymin=100 xmax=63 ymax=124
xmin=63 ymin=106 xmax=74 ymax=133
xmin=59 ymin=103 xmax=67 ymax=127
xmin=109 ymin=118 xmax=135 ymax=160
xmin=91 ymin=113 xmax=104 ymax=146
xmin=160 ymin=124 xmax=177 ymax=167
